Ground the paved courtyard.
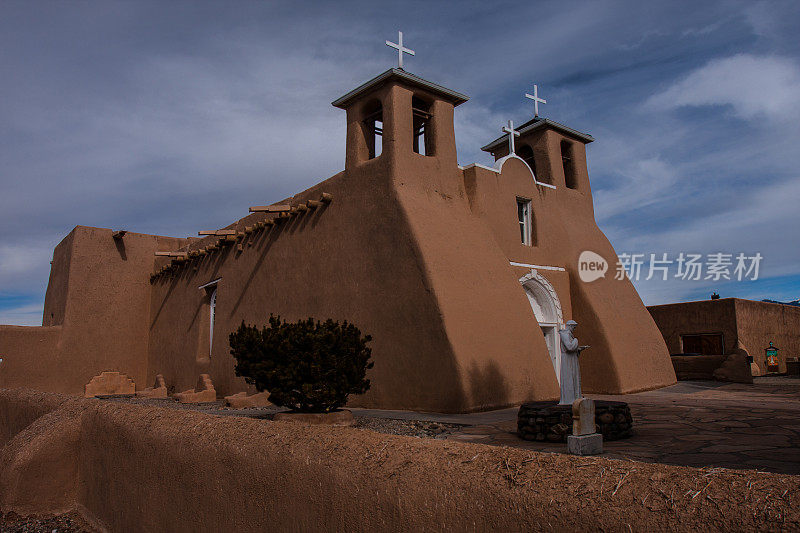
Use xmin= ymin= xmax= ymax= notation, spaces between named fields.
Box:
xmin=351 ymin=378 xmax=800 ymax=475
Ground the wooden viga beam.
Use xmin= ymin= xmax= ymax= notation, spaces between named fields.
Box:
xmin=198 ymin=229 xmax=237 ymax=236
xmin=154 ymin=251 xmax=188 ymax=258
xmin=249 ymin=204 xmax=291 ymax=213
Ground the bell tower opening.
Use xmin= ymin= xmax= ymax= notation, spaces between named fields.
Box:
xmin=518 ymin=144 xmax=536 ymax=176
xmin=363 ymin=100 xmax=383 ymax=159
xmin=412 ymin=96 xmax=433 ymax=156
xmin=561 ymin=140 xmax=578 ymax=189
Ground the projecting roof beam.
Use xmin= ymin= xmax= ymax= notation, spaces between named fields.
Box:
xmin=198 ymin=230 xmax=237 ymax=236
xmin=249 ymin=204 xmax=291 ymax=213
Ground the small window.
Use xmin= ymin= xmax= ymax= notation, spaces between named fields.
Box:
xmin=561 ymin=141 xmax=577 ymax=189
xmin=412 ymin=96 xmax=433 ymax=156
xmin=363 ymin=101 xmax=383 ymax=159
xmin=209 ymin=288 xmax=217 ymax=355
xmin=517 ymin=198 xmax=533 ymax=246
xmin=680 ymin=333 xmax=724 ymax=355
xmin=517 ymin=144 xmax=537 ymax=177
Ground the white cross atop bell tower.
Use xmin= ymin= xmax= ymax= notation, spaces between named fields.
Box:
xmin=525 ymin=84 xmax=547 ymax=117
xmin=386 ymin=31 xmax=415 ymax=69
xmin=502 ymin=120 xmax=521 ymax=155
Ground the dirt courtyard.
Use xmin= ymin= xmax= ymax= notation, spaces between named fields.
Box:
xmin=101 ymin=377 xmax=800 ymax=475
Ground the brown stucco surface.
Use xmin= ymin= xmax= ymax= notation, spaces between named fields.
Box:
xmin=0 ymin=227 xmax=186 ymax=395
xmin=1 ymin=388 xmax=798 ymax=532
xmin=648 ymin=298 xmax=800 ymax=373
xmin=0 ymin=70 xmax=675 ymax=411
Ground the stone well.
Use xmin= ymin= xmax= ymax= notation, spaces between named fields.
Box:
xmin=517 ymin=400 xmax=633 ymax=442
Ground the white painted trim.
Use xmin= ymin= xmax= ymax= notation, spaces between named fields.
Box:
xmin=519 ymin=268 xmax=564 ymax=383
xmin=494 ymin=154 xmax=558 ymax=189
xmin=461 ymin=160 xmax=557 ymax=189
xmin=198 ymin=277 xmax=222 ymax=290
xmin=509 ymin=261 xmax=565 ymax=272
xmin=459 ymin=162 xmax=500 ymax=173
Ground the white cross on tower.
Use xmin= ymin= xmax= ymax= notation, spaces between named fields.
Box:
xmin=525 ymin=84 xmax=547 ymax=117
xmin=502 ymin=120 xmax=521 ymax=155
xmin=386 ymin=31 xmax=415 ymax=69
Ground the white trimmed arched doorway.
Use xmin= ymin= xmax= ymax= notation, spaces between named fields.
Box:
xmin=519 ymin=270 xmax=564 ymax=383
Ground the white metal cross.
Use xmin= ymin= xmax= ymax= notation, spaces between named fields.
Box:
xmin=386 ymin=31 xmax=415 ymax=69
xmin=525 ymin=84 xmax=547 ymax=117
xmin=502 ymin=120 xmax=521 ymax=154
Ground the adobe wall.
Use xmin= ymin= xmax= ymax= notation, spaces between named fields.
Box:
xmin=647 ymin=299 xmax=739 ymax=355
xmin=734 ymin=299 xmax=800 ymax=373
xmin=466 ymin=130 xmax=675 ymax=395
xmin=1 ymin=389 xmax=799 ymax=532
xmin=146 ymin=81 xmax=562 ymax=412
xmin=382 ymin=84 xmax=561 ymax=409
xmin=0 ymin=326 xmax=62 ymax=393
xmin=42 ymin=229 xmax=75 ymax=326
xmin=0 ymin=226 xmax=186 ymax=395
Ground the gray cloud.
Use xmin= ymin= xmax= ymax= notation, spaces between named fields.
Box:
xmin=1 ymin=0 xmax=799 ymax=323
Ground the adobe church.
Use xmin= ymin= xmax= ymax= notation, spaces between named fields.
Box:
xmin=0 ymin=40 xmax=676 ymax=412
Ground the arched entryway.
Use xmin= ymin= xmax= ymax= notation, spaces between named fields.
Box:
xmin=519 ymin=270 xmax=564 ymax=383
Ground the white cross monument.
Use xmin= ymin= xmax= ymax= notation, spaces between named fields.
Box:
xmin=502 ymin=120 xmax=521 ymax=155
xmin=525 ymin=84 xmax=547 ymax=117
xmin=386 ymin=31 xmax=415 ymax=69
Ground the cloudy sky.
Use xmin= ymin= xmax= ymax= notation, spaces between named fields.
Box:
xmin=1 ymin=0 xmax=799 ymax=325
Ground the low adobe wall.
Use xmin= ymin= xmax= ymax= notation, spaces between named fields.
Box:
xmin=0 ymin=325 xmax=62 ymax=395
xmin=670 ymin=355 xmax=728 ymax=381
xmin=1 ymin=388 xmax=799 ymax=532
xmin=734 ymin=299 xmax=800 ymax=373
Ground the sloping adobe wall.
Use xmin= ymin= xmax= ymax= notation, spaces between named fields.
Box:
xmin=147 ymin=166 xmax=477 ymax=411
xmin=0 ymin=227 xmax=186 ymax=395
xmin=464 ymin=150 xmax=675 ymax=395
xmin=1 ymin=389 xmax=799 ymax=532
xmin=0 ymin=389 xmax=81 ymax=515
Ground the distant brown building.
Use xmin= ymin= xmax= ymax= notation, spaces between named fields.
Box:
xmin=648 ymin=298 xmax=800 ymax=374
xmin=0 ymin=68 xmax=677 ymax=412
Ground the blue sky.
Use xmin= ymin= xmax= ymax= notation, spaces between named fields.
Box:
xmin=1 ymin=0 xmax=799 ymax=325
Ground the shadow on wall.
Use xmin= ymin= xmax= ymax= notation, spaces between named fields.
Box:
xmin=467 ymin=360 xmax=509 ymax=410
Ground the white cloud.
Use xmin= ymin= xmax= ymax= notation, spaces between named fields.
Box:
xmin=0 ymin=304 xmax=44 ymax=327
xmin=0 ymin=243 xmax=52 ymax=285
xmin=594 ymin=156 xmax=679 ymax=221
xmin=646 ymin=54 xmax=800 ymax=121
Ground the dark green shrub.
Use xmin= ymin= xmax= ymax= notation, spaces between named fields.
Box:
xmin=229 ymin=315 xmax=373 ymax=413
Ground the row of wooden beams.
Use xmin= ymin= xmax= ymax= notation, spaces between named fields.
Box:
xmin=249 ymin=204 xmax=290 ymax=213
xmin=249 ymin=193 xmax=332 ymax=215
xmin=152 ymin=193 xmax=334 ymax=282
xmin=198 ymin=229 xmax=237 ymax=236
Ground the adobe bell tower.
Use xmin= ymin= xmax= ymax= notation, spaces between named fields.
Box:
xmin=332 ymin=68 xmax=468 ymax=172
xmin=332 ymin=32 xmax=468 ymax=174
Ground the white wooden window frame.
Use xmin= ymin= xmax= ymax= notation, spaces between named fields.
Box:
xmin=517 ymin=198 xmax=532 ymax=246
xmin=198 ymin=278 xmax=222 ymax=357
